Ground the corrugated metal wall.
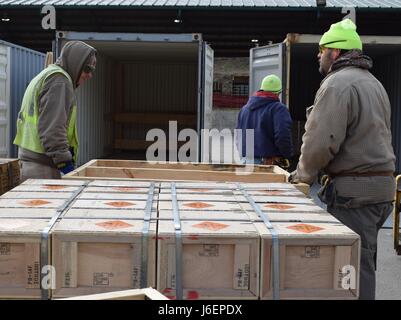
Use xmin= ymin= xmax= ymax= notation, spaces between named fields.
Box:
xmin=122 ymin=61 xmax=197 ymax=141
xmin=76 ymin=53 xmax=113 ymax=165
xmin=0 ymin=44 xmax=8 ymax=157
xmin=373 ymin=52 xmax=401 ymax=174
xmin=0 ymin=40 xmax=45 ymax=157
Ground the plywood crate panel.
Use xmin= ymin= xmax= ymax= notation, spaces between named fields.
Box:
xmin=0 ymin=218 xmax=50 ymax=299
xmin=10 ymin=184 xmax=82 ymax=193
xmin=51 ymin=219 xmax=157 ymax=298
xmin=0 ymin=198 xmax=67 ymax=209
xmin=62 ymin=208 xmax=158 ymax=220
xmin=255 ymin=222 xmax=360 ymax=300
xmin=157 ymin=220 xmax=260 ymax=300
xmin=234 ymin=194 xmax=316 ymax=205
xmin=240 ymin=202 xmax=326 ymax=214
xmin=0 ymin=208 xmax=57 ymax=219
xmin=158 ymin=200 xmax=244 ymax=212
xmin=158 ymin=210 xmax=252 ymax=221
xmin=0 ymin=159 xmax=20 ymax=195
xmin=158 ymin=193 xmax=237 ymax=202
xmin=1 ymin=191 xmax=75 ymax=199
xmin=22 ymin=179 xmax=86 ymax=186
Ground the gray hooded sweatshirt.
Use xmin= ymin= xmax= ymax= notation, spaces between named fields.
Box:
xmin=19 ymin=41 xmax=96 ymax=167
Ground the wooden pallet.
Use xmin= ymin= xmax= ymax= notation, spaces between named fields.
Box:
xmin=63 ymin=159 xmax=309 ymax=194
xmin=0 ymin=159 xmax=20 ymax=196
xmin=157 ymin=220 xmax=260 ymax=300
xmin=58 ymin=287 xmax=168 ymax=300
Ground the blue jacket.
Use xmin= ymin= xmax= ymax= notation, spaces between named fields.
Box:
xmin=236 ymin=94 xmax=293 ymax=159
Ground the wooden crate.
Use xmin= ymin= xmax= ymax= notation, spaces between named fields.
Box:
xmin=255 ymin=221 xmax=360 ymax=300
xmin=51 ymin=219 xmax=157 ymax=298
xmin=0 ymin=159 xmax=20 ymax=195
xmin=64 ymin=160 xmax=309 ymax=195
xmin=58 ymin=287 xmax=168 ymax=300
xmin=0 ymin=218 xmax=50 ymax=299
xmin=157 ymin=220 xmax=260 ymax=300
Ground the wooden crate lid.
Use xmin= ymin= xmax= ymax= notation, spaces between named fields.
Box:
xmin=88 ymin=180 xmax=159 ymax=188
xmin=1 ymin=191 xmax=75 ymax=199
xmin=0 ymin=158 xmax=18 ymax=163
xmin=85 ymin=186 xmax=156 ymax=193
xmin=254 ymin=221 xmax=359 ymax=240
xmin=240 ymin=202 xmax=326 ymax=213
xmin=10 ymin=185 xmax=81 ymax=192
xmin=77 ymin=192 xmax=156 ymax=201
xmin=245 ymin=211 xmax=339 ymax=223
xmin=0 ymin=208 xmax=57 ymax=219
xmin=23 ymin=179 xmax=86 ymax=186
xmin=160 ymin=182 xmax=237 ymax=189
xmin=234 ymin=189 xmax=304 ymax=196
xmin=71 ymin=199 xmax=154 ymax=211
xmin=158 ymin=220 xmax=259 ymax=237
xmin=158 ymin=209 xmax=251 ymax=221
xmin=158 ymin=193 xmax=237 ymax=202
xmin=53 ymin=219 xmax=157 ymax=235
xmin=159 ymin=188 xmax=234 ymax=195
xmin=158 ymin=200 xmax=243 ymax=212
xmin=0 ymin=198 xmax=66 ymax=208
xmin=234 ymin=194 xmax=315 ymax=205
xmin=235 ymin=183 xmax=297 ymax=190
xmin=63 ymin=208 xmax=158 ymax=220
xmin=0 ymin=218 xmax=49 ymax=236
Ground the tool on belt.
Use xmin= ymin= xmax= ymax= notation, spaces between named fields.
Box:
xmin=262 ymin=156 xmax=290 ymax=169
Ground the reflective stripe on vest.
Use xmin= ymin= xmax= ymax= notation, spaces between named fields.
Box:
xmin=14 ymin=64 xmax=79 ymax=164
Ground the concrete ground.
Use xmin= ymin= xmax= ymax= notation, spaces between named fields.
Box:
xmin=309 ymin=182 xmax=401 ymax=300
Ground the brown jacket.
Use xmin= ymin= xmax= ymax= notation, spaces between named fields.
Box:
xmin=292 ymin=57 xmax=395 ymax=204
xmin=19 ymin=41 xmax=96 ymax=167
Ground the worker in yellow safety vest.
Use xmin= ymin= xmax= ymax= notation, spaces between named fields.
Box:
xmin=14 ymin=41 xmax=96 ymax=181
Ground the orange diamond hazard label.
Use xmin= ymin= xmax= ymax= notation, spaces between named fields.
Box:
xmin=258 ymin=190 xmax=284 ymax=196
xmin=95 ymin=220 xmax=133 ymax=230
xmin=183 ymin=202 xmax=214 ymax=209
xmin=20 ymin=199 xmax=51 ymax=206
xmin=287 ymin=224 xmax=324 ymax=233
xmin=192 ymin=221 xmax=229 ymax=231
xmin=112 ymin=187 xmax=139 ymax=192
xmin=41 ymin=185 xmax=67 ymax=190
xmin=105 ymin=201 xmax=135 ymax=208
xmin=265 ymin=204 xmax=295 ymax=210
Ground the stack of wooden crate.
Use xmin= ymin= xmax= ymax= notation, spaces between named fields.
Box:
xmin=0 ymin=178 xmax=360 ymax=300
xmin=0 ymin=158 xmax=20 ymax=196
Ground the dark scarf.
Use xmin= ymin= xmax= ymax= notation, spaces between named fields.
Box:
xmin=254 ymin=90 xmax=280 ymax=100
xmin=329 ymin=49 xmax=373 ymax=74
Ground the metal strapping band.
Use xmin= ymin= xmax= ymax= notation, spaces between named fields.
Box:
xmin=171 ymin=182 xmax=183 ymax=300
xmin=140 ymin=182 xmax=155 ymax=288
xmin=40 ymin=182 xmax=88 ymax=300
xmin=237 ymin=183 xmax=280 ymax=300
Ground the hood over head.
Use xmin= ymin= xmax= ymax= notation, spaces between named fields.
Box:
xmin=55 ymin=41 xmax=97 ymax=88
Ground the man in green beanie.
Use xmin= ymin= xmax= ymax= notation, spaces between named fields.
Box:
xmin=289 ymin=19 xmax=395 ymax=300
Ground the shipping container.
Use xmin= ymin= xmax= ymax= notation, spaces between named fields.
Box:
xmin=0 ymin=40 xmax=45 ymax=158
xmin=56 ymin=31 xmax=213 ymax=165
xmin=250 ymin=34 xmax=401 ymax=173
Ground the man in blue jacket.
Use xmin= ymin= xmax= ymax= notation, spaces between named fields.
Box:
xmin=236 ymin=74 xmax=293 ymax=168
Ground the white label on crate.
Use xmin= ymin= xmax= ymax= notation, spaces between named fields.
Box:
xmin=0 ymin=243 xmax=10 ymax=255
xmin=233 ymin=244 xmax=250 ymax=290
xmin=93 ymin=272 xmax=114 ymax=286
xmin=304 ymin=246 xmax=320 ymax=258
xmin=199 ymin=244 xmax=219 ymax=257
xmin=0 ymin=220 xmax=30 ymax=230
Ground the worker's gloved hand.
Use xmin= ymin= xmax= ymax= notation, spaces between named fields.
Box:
xmin=69 ymin=147 xmax=75 ymax=166
xmin=57 ymin=161 xmax=75 ymax=175
xmin=288 ymin=171 xmax=298 ymax=184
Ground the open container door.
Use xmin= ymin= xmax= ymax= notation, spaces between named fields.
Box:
xmin=249 ymin=43 xmax=286 ymax=103
xmin=198 ymin=41 xmax=214 ymax=162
